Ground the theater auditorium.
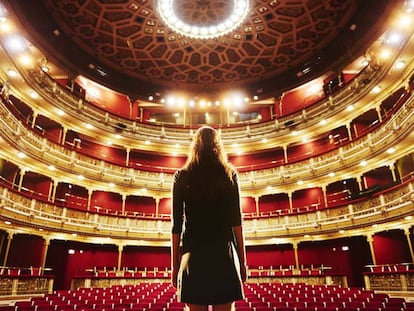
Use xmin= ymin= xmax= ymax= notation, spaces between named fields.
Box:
xmin=0 ymin=0 xmax=413 ymax=310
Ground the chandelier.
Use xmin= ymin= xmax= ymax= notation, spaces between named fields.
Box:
xmin=157 ymin=0 xmax=250 ymax=39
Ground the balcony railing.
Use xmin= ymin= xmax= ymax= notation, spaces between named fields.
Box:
xmin=0 ymin=180 xmax=412 ymax=242
xmin=26 ymin=62 xmax=384 ymax=146
xmin=1 ymin=90 xmax=413 ymax=196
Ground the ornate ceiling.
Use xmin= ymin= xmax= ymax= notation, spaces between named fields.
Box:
xmin=6 ymin=0 xmax=391 ymax=101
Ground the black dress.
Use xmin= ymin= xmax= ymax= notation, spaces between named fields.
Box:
xmin=172 ymin=167 xmax=244 ymax=305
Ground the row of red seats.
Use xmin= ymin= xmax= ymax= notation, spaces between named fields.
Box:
xmin=76 ymin=265 xmax=336 ymax=279
xmin=238 ymin=283 xmax=413 ymax=311
xmin=0 ymin=282 xmax=412 ymax=311
xmin=0 ymin=266 xmax=45 ymax=277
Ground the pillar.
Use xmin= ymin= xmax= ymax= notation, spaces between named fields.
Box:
xmin=31 ymin=111 xmax=38 ymax=128
xmin=283 ymin=145 xmax=288 ymax=163
xmin=155 ymin=197 xmax=160 ymax=217
xmin=47 ymin=179 xmax=54 ymax=202
xmin=389 ymin=163 xmax=397 ymax=183
xmin=288 ymin=192 xmax=293 ymax=211
xmin=121 ymin=194 xmax=126 ymax=214
xmin=255 ymin=196 xmax=259 ymax=217
xmin=125 ymin=147 xmax=130 ymax=166
xmin=367 ymin=234 xmax=377 ymax=265
xmin=40 ymin=238 xmax=50 ymax=270
xmin=357 ymin=175 xmax=364 ymax=192
xmin=346 ymin=123 xmax=352 ymax=141
xmin=2 ymin=232 xmax=13 ymax=267
xmin=322 ymin=185 xmax=328 ymax=208
xmin=50 ymin=180 xmax=58 ymax=202
xmin=87 ymin=189 xmax=92 ymax=211
xmin=293 ymin=242 xmax=300 ymax=271
xmin=17 ymin=169 xmax=25 ymax=191
xmin=376 ymin=106 xmax=383 ymax=123
xmin=61 ymin=127 xmax=67 ymax=145
xmin=117 ymin=244 xmax=124 ymax=272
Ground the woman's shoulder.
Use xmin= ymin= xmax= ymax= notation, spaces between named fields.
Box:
xmin=173 ymin=168 xmax=189 ymax=182
xmin=229 ymin=167 xmax=238 ymax=180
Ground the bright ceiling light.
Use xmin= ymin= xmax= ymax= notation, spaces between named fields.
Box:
xmin=380 ymin=49 xmax=391 ymax=59
xmin=5 ymin=35 xmax=26 ymax=52
xmin=0 ymin=19 xmax=11 ymax=33
xmin=7 ymin=69 xmax=17 ymax=77
xmin=397 ymin=15 xmax=412 ymax=28
xmin=372 ymin=86 xmax=382 ymax=93
xmin=385 ymin=31 xmax=403 ymax=45
xmin=157 ymin=0 xmax=250 ymax=39
xmin=395 ymin=60 xmax=406 ymax=69
xmin=17 ymin=151 xmax=26 ymax=158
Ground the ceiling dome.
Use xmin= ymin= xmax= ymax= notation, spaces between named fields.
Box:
xmin=6 ymin=0 xmax=392 ymax=101
xmin=157 ymin=0 xmax=250 ymax=39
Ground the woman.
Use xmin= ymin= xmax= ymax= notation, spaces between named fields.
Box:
xmin=171 ymin=126 xmax=247 ymax=311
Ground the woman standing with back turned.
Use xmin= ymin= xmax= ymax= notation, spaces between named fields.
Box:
xmin=171 ymin=126 xmax=247 ymax=311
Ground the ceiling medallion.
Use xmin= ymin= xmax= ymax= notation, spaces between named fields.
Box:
xmin=157 ymin=0 xmax=250 ymax=39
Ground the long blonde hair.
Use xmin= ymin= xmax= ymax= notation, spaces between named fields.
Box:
xmin=184 ymin=126 xmax=234 ymax=181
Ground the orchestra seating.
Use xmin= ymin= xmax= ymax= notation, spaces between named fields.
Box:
xmin=0 ymin=282 xmax=412 ymax=311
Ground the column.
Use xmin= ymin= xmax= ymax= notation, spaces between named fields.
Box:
xmin=322 ymin=186 xmax=328 ymax=208
xmin=40 ymin=238 xmax=50 ymax=270
xmin=121 ymin=194 xmax=126 ymax=214
xmin=18 ymin=170 xmax=25 ymax=191
xmin=31 ymin=111 xmax=38 ymax=128
xmin=357 ymin=175 xmax=364 ymax=192
xmin=389 ymin=164 xmax=397 ymax=183
xmin=48 ymin=180 xmax=55 ymax=202
xmin=293 ymin=242 xmax=299 ymax=271
xmin=139 ymin=107 xmax=143 ymax=123
xmin=125 ymin=147 xmax=130 ymax=166
xmin=288 ymin=192 xmax=293 ymax=211
xmin=346 ymin=123 xmax=352 ymax=141
xmin=367 ymin=234 xmax=377 ymax=265
xmin=376 ymin=106 xmax=383 ymax=123
xmin=302 ymin=109 xmax=307 ymax=121
xmin=283 ymin=145 xmax=288 ymax=163
xmin=328 ymin=95 xmax=334 ymax=107
xmin=61 ymin=127 xmax=67 ymax=145
xmin=404 ymin=228 xmax=414 ymax=264
xmin=117 ymin=244 xmax=124 ymax=272
xmin=50 ymin=180 xmax=58 ymax=202
xmin=155 ymin=197 xmax=160 ymax=217
xmin=87 ymin=189 xmax=92 ymax=211
xmin=2 ymin=232 xmax=13 ymax=266
xmin=255 ymin=196 xmax=259 ymax=217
